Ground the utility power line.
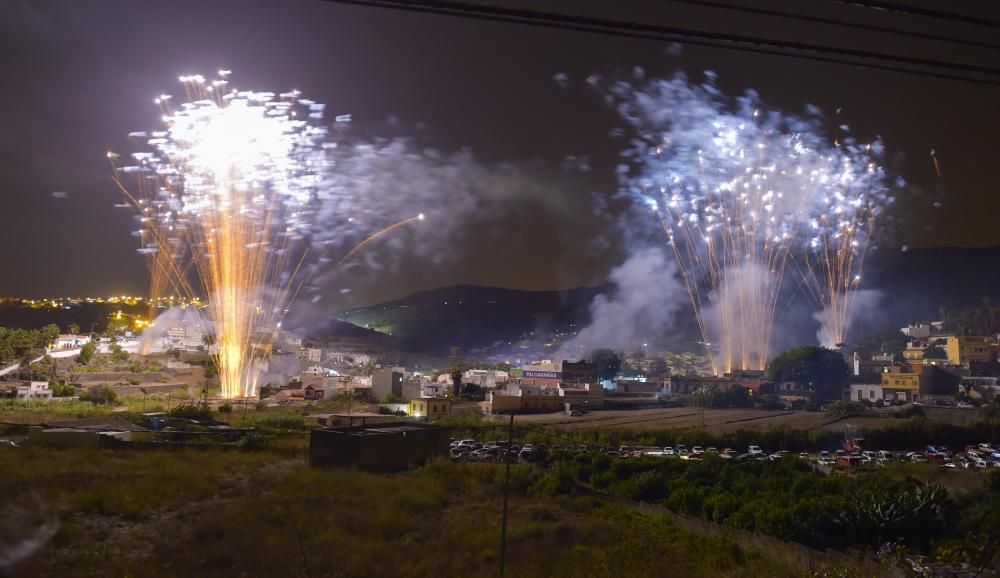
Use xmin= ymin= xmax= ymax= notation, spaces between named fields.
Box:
xmin=665 ymin=0 xmax=1000 ymax=52
xmin=822 ymin=0 xmax=1000 ymax=29
xmin=324 ymin=0 xmax=1000 ymax=86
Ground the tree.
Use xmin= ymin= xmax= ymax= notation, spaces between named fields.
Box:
xmin=41 ymin=324 xmax=60 ymax=347
xmin=451 ymin=369 xmax=463 ymax=398
xmin=767 ymin=346 xmax=850 ymax=401
xmin=110 ymin=344 xmax=130 ymax=363
xmin=67 ymin=323 xmax=81 ymax=336
xmin=77 ymin=341 xmax=97 ymax=365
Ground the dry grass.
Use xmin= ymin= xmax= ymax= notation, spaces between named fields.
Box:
xmin=0 ymin=446 xmax=796 ymax=578
xmin=514 ymin=406 xmax=846 ymax=433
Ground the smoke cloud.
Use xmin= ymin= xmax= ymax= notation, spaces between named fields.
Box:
xmin=137 ymin=307 xmax=208 ymax=353
xmin=558 ymin=247 xmax=687 ymax=360
xmin=813 ymin=288 xmax=884 ymax=348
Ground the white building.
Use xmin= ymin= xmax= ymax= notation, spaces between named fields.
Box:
xmin=53 ymin=334 xmax=91 ymax=350
xmin=901 ymin=322 xmax=944 ymax=339
xmin=421 ymin=382 xmax=450 ymax=398
xmin=850 ymin=383 xmax=884 ymax=403
xmin=17 ymin=381 xmax=53 ymax=400
xmin=162 ymin=326 xmax=204 ymax=351
xmin=462 ymin=369 xmax=509 ymax=388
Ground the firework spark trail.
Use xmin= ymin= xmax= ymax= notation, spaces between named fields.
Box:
xmin=114 ymin=72 xmax=333 ymax=398
xmin=608 ymin=72 xmax=894 ymax=372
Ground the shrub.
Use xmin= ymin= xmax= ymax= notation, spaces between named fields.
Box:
xmin=168 ymin=404 xmax=214 ymax=421
xmin=50 ymin=383 xmax=77 ymax=397
xmin=80 ymin=384 xmax=118 ymax=405
xmin=110 ymin=345 xmax=130 ymax=363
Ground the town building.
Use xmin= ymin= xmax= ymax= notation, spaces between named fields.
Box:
xmin=850 ymin=351 xmax=894 ymax=382
xmin=53 ymin=334 xmax=91 ymax=350
xmin=666 ymin=370 xmax=768 ymax=395
xmin=488 ymin=391 xmax=565 ymax=414
xmin=408 ymin=398 xmax=452 ymax=420
xmin=558 ymin=383 xmax=604 ymax=409
xmin=561 ymin=360 xmax=597 ymax=385
xmin=901 ymin=323 xmax=942 ymax=339
xmin=296 ymin=347 xmax=323 ymax=363
xmin=880 ymin=364 xmax=961 ymax=402
xmin=946 ymin=336 xmax=993 ymax=366
xmin=509 ymin=363 xmax=562 ymax=388
xmin=461 ymin=369 xmax=508 ymax=388
xmin=850 ymin=383 xmax=884 ymax=403
xmin=614 ymin=376 xmax=663 ymax=394
xmin=372 ymin=367 xmax=406 ymax=401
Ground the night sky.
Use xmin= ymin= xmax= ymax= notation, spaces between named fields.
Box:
xmin=1 ymin=0 xmax=997 ymax=307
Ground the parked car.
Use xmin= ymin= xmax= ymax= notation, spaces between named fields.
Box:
xmin=748 ymin=445 xmax=763 ymax=455
xmin=663 ymin=446 xmax=676 ymax=456
xmin=978 ymin=443 xmax=996 ymax=453
xmin=721 ymin=449 xmax=736 ymax=459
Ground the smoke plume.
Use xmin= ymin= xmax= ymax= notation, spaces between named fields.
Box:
xmin=558 ymin=247 xmax=686 ymax=360
xmin=813 ymin=289 xmax=884 ymax=348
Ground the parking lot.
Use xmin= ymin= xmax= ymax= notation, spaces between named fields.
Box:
xmin=449 ymin=436 xmax=1000 ymax=472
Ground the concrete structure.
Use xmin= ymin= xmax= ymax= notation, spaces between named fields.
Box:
xmin=667 ymin=370 xmax=768 ymax=395
xmin=28 ymin=428 xmax=132 ymax=448
xmin=558 ymin=383 xmax=604 ymax=409
xmin=162 ymin=326 xmax=204 ymax=350
xmin=297 ymin=347 xmax=323 ymax=363
xmin=461 ymin=369 xmax=508 ymax=388
xmin=946 ymin=336 xmax=993 ymax=366
xmin=901 ymin=324 xmax=934 ymax=339
xmin=408 ymin=398 xmax=452 ymax=420
xmin=16 ymin=381 xmax=52 ymax=400
xmin=510 ymin=364 xmax=562 ymax=388
xmin=880 ymin=364 xmax=961 ymax=402
xmin=372 ymin=368 xmax=406 ymax=401
xmin=850 ymin=383 xmax=884 ymax=403
xmin=489 ymin=392 xmax=564 ymax=414
xmin=614 ymin=377 xmax=663 ymax=394
xmin=313 ymin=412 xmax=397 ymax=427
xmin=309 ymin=422 xmax=450 ymax=472
xmin=851 ymin=352 xmax=894 ymax=381
xmin=421 ymin=382 xmax=450 ymax=398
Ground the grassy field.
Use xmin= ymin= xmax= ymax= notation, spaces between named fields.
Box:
xmin=0 ymin=442 xmax=797 ymax=578
xmin=512 ymin=406 xmax=843 ymax=432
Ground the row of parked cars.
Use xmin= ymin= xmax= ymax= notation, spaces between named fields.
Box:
xmin=450 ymin=437 xmax=1000 ymax=471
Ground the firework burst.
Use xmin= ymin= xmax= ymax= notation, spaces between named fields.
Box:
xmin=609 ymin=72 xmax=893 ymax=373
xmin=113 ymin=71 xmax=331 ymax=398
